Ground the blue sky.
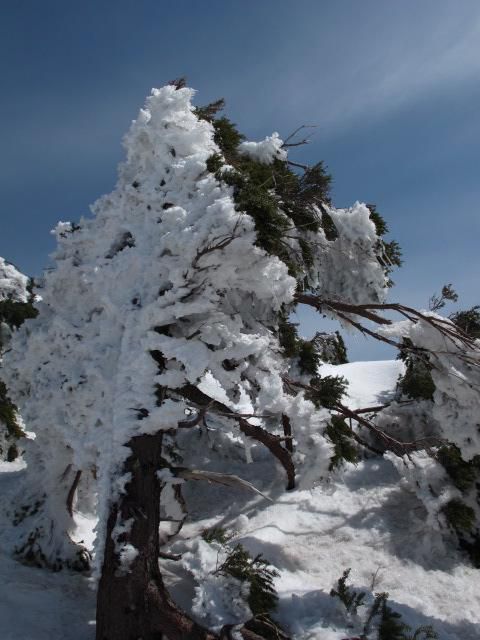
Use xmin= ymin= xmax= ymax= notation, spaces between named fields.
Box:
xmin=1 ymin=1 xmax=479 ymax=359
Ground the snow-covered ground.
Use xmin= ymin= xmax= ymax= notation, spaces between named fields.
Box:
xmin=0 ymin=361 xmax=478 ymax=639
xmin=319 ymin=359 xmax=405 ymax=410
xmin=0 ymin=460 xmax=95 ymax=640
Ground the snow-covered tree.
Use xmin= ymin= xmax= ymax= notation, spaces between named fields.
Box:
xmin=378 ymin=299 xmax=480 ymax=566
xmin=2 ymin=83 xmax=479 ymax=639
xmin=0 ymin=257 xmax=36 ymax=460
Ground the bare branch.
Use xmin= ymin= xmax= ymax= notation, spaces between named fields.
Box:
xmin=334 ymin=402 xmax=444 ymax=455
xmin=283 ymin=141 xmax=309 ymax=148
xmin=177 ymin=384 xmax=296 ymax=490
xmin=331 ymin=309 xmax=401 ymax=349
xmin=192 ymin=233 xmax=238 ymax=270
xmin=287 ymin=160 xmax=310 ymax=172
xmin=349 ymin=429 xmax=384 ymax=456
xmin=295 ymin=294 xmax=479 ymax=352
xmin=429 ymin=283 xmax=458 ymax=312
xmin=282 ymin=124 xmax=317 ymax=146
xmin=283 ymin=375 xmax=444 ymax=455
xmin=66 ymin=470 xmax=82 ymax=517
xmin=174 ymin=468 xmax=271 ymax=500
xmin=295 ymin=293 xmax=392 ymax=325
xmin=352 ymin=400 xmax=414 ymax=415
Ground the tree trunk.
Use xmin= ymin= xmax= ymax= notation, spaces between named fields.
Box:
xmin=96 ymin=433 xmax=283 ymax=640
xmin=96 ymin=433 xmax=216 ymax=640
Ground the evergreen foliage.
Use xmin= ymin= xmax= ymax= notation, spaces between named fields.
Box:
xmin=0 ymin=297 xmax=38 ymax=350
xmin=329 ymin=568 xmax=366 ymax=615
xmin=397 ymin=340 xmax=435 ymax=401
xmin=276 ymin=314 xmax=353 ymax=467
xmin=198 ymin=98 xmax=345 ymax=285
xmin=278 ymin=315 xmax=348 ymax=377
xmin=441 ymin=496 xmax=480 ymax=567
xmin=298 ymin=332 xmax=348 ymax=372
xmin=398 ymin=289 xmax=480 ymax=568
xmin=203 ymin=530 xmax=286 ymax=640
xmin=205 ymin=152 xmax=223 ymax=174
xmin=325 ymin=416 xmax=358 ymax=470
xmin=442 ymin=498 xmax=475 ymax=534
xmin=366 ymin=204 xmax=388 ymax=237
xmin=221 ymin=164 xmax=295 ymax=274
xmin=212 ymin=541 xmax=279 ymax=616
xmin=0 ymin=284 xmax=37 ymax=459
xmin=194 ymin=98 xmax=226 ymax=123
xmin=201 ymin=526 xmax=233 ymax=545
xmin=277 ymin=313 xmax=300 ymax=359
xmin=305 ymin=374 xmax=349 ymax=409
xmin=394 ymin=290 xmax=480 ymax=567
xmin=203 ymin=526 xmax=280 ymax=620
xmin=316 ymin=331 xmax=348 ymax=365
xmin=297 ymin=339 xmax=322 ymax=376
xmin=216 ymin=544 xmax=279 ymax=616
xmin=331 ymin=570 xmax=438 ymax=640
xmin=428 ymin=283 xmax=458 ymax=312
xmin=375 ymin=597 xmax=410 ymax=640
xmin=436 ymin=444 xmax=480 ymax=493
xmin=451 ymin=305 xmax=480 ymax=338
xmin=0 ymin=381 xmax=23 ymax=440
xmin=457 ymin=532 xmax=480 ymax=568
xmin=0 ymin=85 xmax=431 ymax=639
xmin=374 ymin=597 xmax=437 ymax=640
xmin=366 ymin=204 xmax=402 ymax=285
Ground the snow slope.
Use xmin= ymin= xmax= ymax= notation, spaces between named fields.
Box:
xmin=0 ymin=361 xmax=478 ymax=639
xmin=319 ymin=359 xmax=404 ymax=409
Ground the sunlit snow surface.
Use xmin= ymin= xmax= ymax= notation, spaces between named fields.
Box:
xmin=0 ymin=361 xmax=479 ymax=639
xmin=319 ymin=359 xmax=405 ymax=410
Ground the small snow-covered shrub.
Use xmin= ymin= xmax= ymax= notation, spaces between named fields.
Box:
xmin=214 ymin=544 xmax=279 ymax=617
xmin=325 ymin=417 xmax=359 ymax=470
xmin=182 ymin=527 xmax=281 ymax=635
xmin=329 ymin=568 xmax=366 ymax=616
xmin=330 ymin=569 xmax=438 ymax=640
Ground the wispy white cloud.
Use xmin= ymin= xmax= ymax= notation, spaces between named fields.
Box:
xmin=273 ymin=4 xmax=480 ymax=135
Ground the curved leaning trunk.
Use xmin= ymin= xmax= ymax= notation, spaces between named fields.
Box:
xmin=96 ymin=433 xmax=276 ymax=640
xmin=96 ymin=432 xmax=217 ymax=640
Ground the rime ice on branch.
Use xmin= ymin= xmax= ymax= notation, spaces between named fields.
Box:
xmin=3 ymin=84 xmax=442 ymax=638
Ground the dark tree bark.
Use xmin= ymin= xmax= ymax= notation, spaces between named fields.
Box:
xmin=95 ymin=433 xmax=276 ymax=640
xmin=96 ymin=433 xmax=217 ymax=640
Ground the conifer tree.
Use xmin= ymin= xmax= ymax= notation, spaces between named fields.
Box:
xmin=2 ymin=84 xmax=480 ymax=639
xmin=0 ymin=258 xmax=37 ymax=460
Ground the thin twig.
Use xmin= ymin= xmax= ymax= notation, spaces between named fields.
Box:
xmin=282 ymin=124 xmax=317 ymax=146
xmin=177 ymin=384 xmax=296 ymax=490
xmin=287 ymin=160 xmax=310 ymax=172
